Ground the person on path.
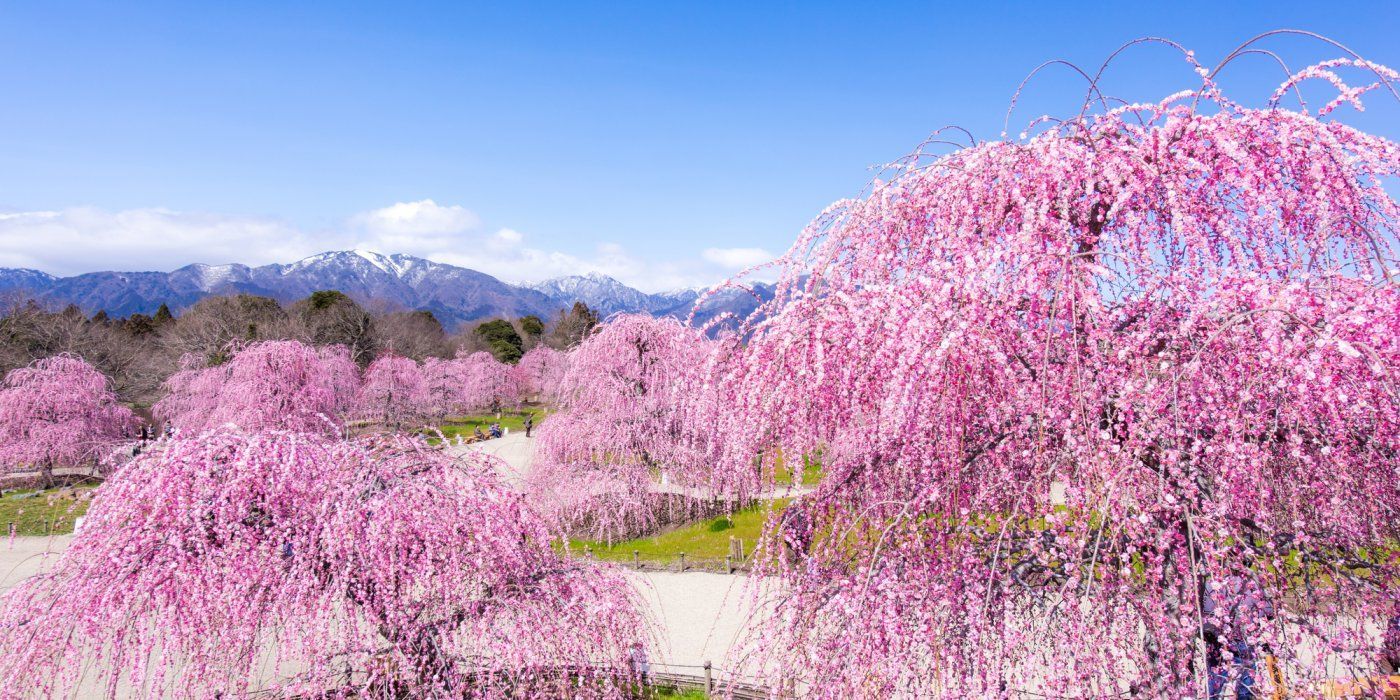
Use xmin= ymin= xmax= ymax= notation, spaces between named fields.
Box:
xmin=524 ymin=413 xmax=534 ymax=438
xmin=1203 ymin=556 xmax=1275 ymax=700
xmin=1381 ymin=602 xmax=1400 ymax=674
xmin=627 ymin=642 xmax=650 ymax=685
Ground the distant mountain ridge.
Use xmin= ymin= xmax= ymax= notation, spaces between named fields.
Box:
xmin=0 ymin=250 xmax=774 ymax=329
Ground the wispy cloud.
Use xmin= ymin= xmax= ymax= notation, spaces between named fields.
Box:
xmin=0 ymin=201 xmax=765 ymax=292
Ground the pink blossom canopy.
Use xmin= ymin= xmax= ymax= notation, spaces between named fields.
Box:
xmin=527 ymin=315 xmax=750 ymax=541
xmin=0 ymin=429 xmax=646 ymax=698
xmin=713 ymin=51 xmax=1400 ymax=696
xmin=0 ymin=354 xmax=136 ymax=475
xmin=154 ymin=340 xmax=360 ymax=437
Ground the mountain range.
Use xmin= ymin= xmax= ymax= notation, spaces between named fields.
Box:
xmin=0 ymin=250 xmax=773 ymax=329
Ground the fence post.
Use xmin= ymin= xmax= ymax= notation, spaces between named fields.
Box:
xmin=703 ymin=660 xmax=712 ymax=693
xmin=7 ymin=522 xmax=14 ymax=539
xmin=633 ymin=550 xmax=640 ymax=569
xmin=725 ymin=554 xmax=733 ymax=574
xmin=677 ymin=552 xmax=686 ymax=573
xmin=1266 ymin=654 xmax=1285 ymax=700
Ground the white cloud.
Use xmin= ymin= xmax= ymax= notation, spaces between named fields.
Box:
xmin=345 ymin=199 xmax=486 ymax=254
xmin=422 ymin=234 xmax=723 ymax=292
xmin=351 ymin=199 xmax=481 ymax=237
xmin=0 ymin=201 xmax=766 ymax=293
xmin=0 ymin=207 xmax=312 ymax=274
xmin=702 ymin=246 xmax=776 ymax=269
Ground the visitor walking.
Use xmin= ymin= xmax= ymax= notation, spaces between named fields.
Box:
xmin=1381 ymin=603 xmax=1400 ymax=674
xmin=627 ymin=642 xmax=650 ymax=684
xmin=524 ymin=413 xmax=534 ymax=437
xmin=1203 ymin=558 xmax=1275 ymax=700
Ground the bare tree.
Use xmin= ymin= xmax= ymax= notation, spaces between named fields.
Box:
xmin=287 ymin=291 xmax=378 ymax=365
xmin=372 ymin=310 xmax=449 ymax=360
xmin=544 ymin=302 xmax=598 ymax=350
xmin=159 ymin=295 xmax=292 ymax=364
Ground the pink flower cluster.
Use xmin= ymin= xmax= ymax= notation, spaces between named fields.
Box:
xmin=526 ymin=315 xmax=756 ymax=542
xmin=153 ymin=340 xmax=524 ymax=435
xmin=355 ymin=348 xmax=521 ymax=428
xmin=514 ymin=346 xmax=571 ymax=404
xmin=0 ymin=342 xmax=646 ymax=696
xmin=155 ymin=340 xmax=360 ymax=437
xmin=0 ymin=429 xmax=646 ymax=698
xmin=704 ymin=57 xmax=1400 ymax=696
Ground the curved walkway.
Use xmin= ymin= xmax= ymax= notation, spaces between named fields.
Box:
xmin=445 ymin=431 xmax=774 ymax=671
xmin=446 ymin=431 xmax=814 ymax=500
xmin=446 ymin=432 xmax=535 ymax=488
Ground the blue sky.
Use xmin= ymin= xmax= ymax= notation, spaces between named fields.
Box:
xmin=1 ymin=1 xmax=1397 ymax=290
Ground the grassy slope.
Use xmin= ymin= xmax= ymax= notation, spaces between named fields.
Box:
xmin=771 ymin=453 xmax=823 ymax=487
xmin=649 ymin=688 xmax=707 ymax=699
xmin=568 ymin=499 xmax=791 ymax=564
xmin=424 ymin=407 xmax=549 ymax=441
xmin=561 ymin=452 xmax=822 ymax=565
xmin=0 ymin=486 xmax=95 ymax=535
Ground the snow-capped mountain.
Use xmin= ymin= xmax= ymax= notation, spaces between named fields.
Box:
xmin=676 ymin=282 xmax=777 ymax=328
xmin=649 ymin=286 xmax=703 ymax=311
xmin=0 ymin=250 xmax=766 ymax=329
xmin=0 ymin=268 xmax=58 ymax=295
xmin=528 ymin=272 xmax=679 ymax=318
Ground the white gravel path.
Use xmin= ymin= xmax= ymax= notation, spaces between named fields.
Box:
xmin=445 ymin=432 xmax=536 ymax=488
xmin=0 ymin=533 xmax=69 ymax=596
xmin=448 ymin=431 xmax=771 ymax=675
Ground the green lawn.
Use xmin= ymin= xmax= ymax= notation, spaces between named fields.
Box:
xmin=647 ymin=687 xmax=707 ymax=699
xmin=423 ymin=407 xmax=549 ymax=441
xmin=567 ymin=499 xmax=791 ymax=565
xmin=0 ymin=486 xmax=95 ymax=536
xmin=771 ymin=452 xmax=823 ymax=487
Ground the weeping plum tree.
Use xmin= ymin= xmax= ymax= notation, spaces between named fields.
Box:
xmin=716 ymin=44 xmax=1400 ymax=697
xmin=0 ymin=429 xmax=647 ymax=698
xmin=154 ymin=340 xmax=360 ymax=437
xmin=416 ymin=351 xmax=519 ymax=421
xmin=457 ymin=349 xmax=521 ymax=410
xmin=515 ymin=346 xmax=570 ymax=404
xmin=0 ymin=354 xmax=137 ymax=483
xmin=419 ymin=355 xmax=475 ymax=419
xmin=352 ymin=353 xmax=426 ymax=430
xmin=527 ymin=315 xmax=748 ymax=542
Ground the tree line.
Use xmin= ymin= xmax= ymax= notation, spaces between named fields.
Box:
xmin=0 ymin=291 xmax=598 ymax=406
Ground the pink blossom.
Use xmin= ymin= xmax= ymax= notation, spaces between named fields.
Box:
xmin=154 ymin=340 xmax=360 ymax=437
xmin=0 ymin=429 xmax=647 ymax=697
